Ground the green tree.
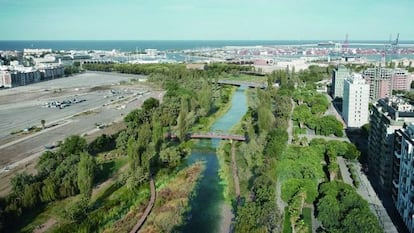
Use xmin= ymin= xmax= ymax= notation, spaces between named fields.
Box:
xmin=142 ymin=97 xmax=160 ymax=112
xmin=159 ymin=146 xmax=181 ymax=167
xmin=77 ymin=152 xmax=96 ymax=198
xmin=41 ymin=119 xmax=46 ymax=129
xmin=177 ymin=98 xmax=189 ymax=142
xmin=292 ymin=104 xmax=312 ymax=128
xmin=59 ymin=135 xmax=87 ymax=156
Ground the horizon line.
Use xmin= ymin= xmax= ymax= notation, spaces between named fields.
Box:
xmin=1 ymin=39 xmax=414 ymax=42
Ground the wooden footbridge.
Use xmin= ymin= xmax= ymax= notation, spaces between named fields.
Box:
xmin=166 ymin=132 xmax=246 ymax=141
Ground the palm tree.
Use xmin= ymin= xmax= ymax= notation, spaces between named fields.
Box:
xmin=41 ymin=119 xmax=46 ymax=129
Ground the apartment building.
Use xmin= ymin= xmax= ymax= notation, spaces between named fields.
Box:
xmin=363 ymin=67 xmax=393 ymax=101
xmin=363 ymin=67 xmax=411 ymax=101
xmin=392 ymin=68 xmax=411 ymax=91
xmin=331 ymin=64 xmax=350 ymax=98
xmin=393 ymin=124 xmax=414 ymax=233
xmin=0 ymin=63 xmax=64 ymax=88
xmin=368 ymin=97 xmax=414 ymax=192
xmin=342 ymin=73 xmax=370 ymax=128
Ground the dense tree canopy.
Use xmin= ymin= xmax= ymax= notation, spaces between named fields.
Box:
xmin=316 ymin=182 xmax=382 ymax=233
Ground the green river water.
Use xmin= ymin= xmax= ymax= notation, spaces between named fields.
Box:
xmin=180 ymin=87 xmax=248 ymax=233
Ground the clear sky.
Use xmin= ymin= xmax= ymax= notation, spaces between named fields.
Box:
xmin=1 ymin=0 xmax=413 ymax=40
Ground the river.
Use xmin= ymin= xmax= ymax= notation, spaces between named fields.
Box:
xmin=180 ymin=86 xmax=248 ymax=233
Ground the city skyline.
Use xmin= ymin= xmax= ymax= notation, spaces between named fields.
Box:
xmin=1 ymin=0 xmax=414 ymax=40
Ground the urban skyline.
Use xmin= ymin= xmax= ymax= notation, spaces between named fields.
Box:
xmin=1 ymin=0 xmax=414 ymax=40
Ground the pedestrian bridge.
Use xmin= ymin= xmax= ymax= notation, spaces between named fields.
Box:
xmin=167 ymin=132 xmax=246 ymax=141
xmin=217 ymin=80 xmax=267 ymax=89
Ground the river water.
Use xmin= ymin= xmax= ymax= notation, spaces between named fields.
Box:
xmin=180 ymin=87 xmax=247 ymax=233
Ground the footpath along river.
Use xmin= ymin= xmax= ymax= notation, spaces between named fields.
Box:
xmin=180 ymin=86 xmax=248 ymax=233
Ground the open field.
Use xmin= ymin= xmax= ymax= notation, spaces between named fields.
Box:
xmin=0 ymin=72 xmax=163 ymax=196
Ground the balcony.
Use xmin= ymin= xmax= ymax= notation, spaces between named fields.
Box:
xmin=395 ymin=150 xmax=402 ymax=159
xmin=393 ymin=179 xmax=399 ymax=188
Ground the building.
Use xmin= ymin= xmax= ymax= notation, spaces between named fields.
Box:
xmin=393 ymin=124 xmax=414 ymax=233
xmin=392 ymin=68 xmax=411 ymax=92
xmin=342 ymin=73 xmax=370 ymax=128
xmin=368 ymin=97 xmax=414 ymax=193
xmin=23 ymin=48 xmax=52 ymax=56
xmin=331 ymin=64 xmax=350 ymax=98
xmin=0 ymin=70 xmax=11 ymax=88
xmin=363 ymin=66 xmax=393 ymax=101
xmin=0 ymin=63 xmax=64 ymax=88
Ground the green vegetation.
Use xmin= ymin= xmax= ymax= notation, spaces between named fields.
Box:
xmin=316 ymin=182 xmax=382 ymax=233
xmin=0 ymin=63 xmax=243 ymax=233
xmin=233 ymin=77 xmax=293 ymax=232
xmin=140 ymin=162 xmax=205 ymax=232
xmin=292 ymin=87 xmax=344 ymax=137
xmin=348 ymin=163 xmax=360 ymax=188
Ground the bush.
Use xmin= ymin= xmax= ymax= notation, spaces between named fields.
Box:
xmin=281 ymin=179 xmax=318 ymax=204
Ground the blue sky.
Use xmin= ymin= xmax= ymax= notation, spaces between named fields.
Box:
xmin=1 ymin=0 xmax=413 ymax=40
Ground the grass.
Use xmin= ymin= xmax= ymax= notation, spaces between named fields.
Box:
xmin=282 ymin=207 xmax=312 ymax=233
xmin=139 ymin=162 xmax=205 ymax=233
xmin=20 ymin=196 xmax=80 ymax=233
xmin=217 ymin=141 xmax=235 ymax=203
xmin=19 ymin=155 xmax=129 ymax=233
xmin=283 ymin=207 xmax=292 ymax=233
xmin=303 ymin=207 xmax=312 ymax=233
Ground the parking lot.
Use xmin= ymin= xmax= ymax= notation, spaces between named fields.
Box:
xmin=0 ymin=72 xmax=159 ymax=169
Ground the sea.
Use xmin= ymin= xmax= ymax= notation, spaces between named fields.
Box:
xmin=1 ymin=40 xmax=414 ymax=51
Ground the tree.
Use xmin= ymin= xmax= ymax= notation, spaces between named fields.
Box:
xmin=142 ymin=97 xmax=160 ymax=112
xmin=292 ymin=104 xmax=312 ymax=128
xmin=41 ymin=119 xmax=46 ymax=129
xmin=159 ymin=146 xmax=181 ymax=167
xmin=59 ymin=135 xmax=87 ymax=156
xmin=77 ymin=152 xmax=96 ymax=198
xmin=11 ymin=173 xmax=34 ymax=195
xmin=177 ymin=98 xmax=189 ymax=142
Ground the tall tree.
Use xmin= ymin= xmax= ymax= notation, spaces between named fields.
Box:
xmin=77 ymin=152 xmax=96 ymax=198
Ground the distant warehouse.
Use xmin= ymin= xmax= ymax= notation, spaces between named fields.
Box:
xmin=0 ymin=62 xmax=64 ymax=88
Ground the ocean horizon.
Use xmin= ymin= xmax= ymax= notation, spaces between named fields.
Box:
xmin=1 ymin=40 xmax=414 ymax=51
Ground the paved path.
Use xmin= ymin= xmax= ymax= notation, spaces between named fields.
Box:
xmin=287 ymin=99 xmax=294 ymax=144
xmin=352 ymin=162 xmax=398 ymax=233
xmin=298 ymin=134 xmax=350 ymax=142
xmin=324 ymin=94 xmax=346 ymax=126
xmin=231 ymin=143 xmax=241 ymax=205
xmin=129 ymin=178 xmax=156 ymax=233
xmin=337 ymin=157 xmax=353 ymax=185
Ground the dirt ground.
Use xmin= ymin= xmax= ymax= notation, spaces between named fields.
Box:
xmin=0 ymin=72 xmax=158 ymax=197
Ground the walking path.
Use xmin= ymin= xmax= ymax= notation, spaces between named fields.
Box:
xmin=287 ymin=99 xmax=295 ymax=144
xmin=298 ymin=134 xmax=350 ymax=142
xmin=352 ymin=162 xmax=398 ymax=233
xmin=337 ymin=157 xmax=353 ymax=185
xmin=129 ymin=178 xmax=156 ymax=233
